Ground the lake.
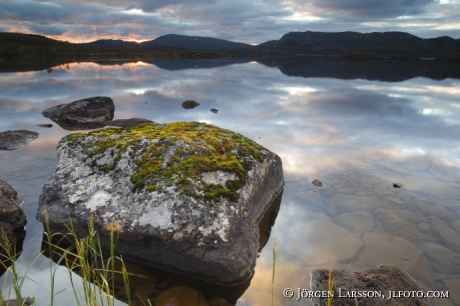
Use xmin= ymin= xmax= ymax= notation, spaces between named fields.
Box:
xmin=1 ymin=57 xmax=459 ymax=305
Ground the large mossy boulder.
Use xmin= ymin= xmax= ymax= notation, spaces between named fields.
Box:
xmin=37 ymin=122 xmax=284 ymax=285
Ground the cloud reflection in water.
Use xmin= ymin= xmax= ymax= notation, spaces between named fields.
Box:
xmin=0 ymin=59 xmax=459 ymax=305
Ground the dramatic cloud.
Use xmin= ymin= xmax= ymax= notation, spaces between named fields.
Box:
xmin=291 ymin=0 xmax=437 ymax=19
xmin=0 ymin=0 xmax=459 ymax=42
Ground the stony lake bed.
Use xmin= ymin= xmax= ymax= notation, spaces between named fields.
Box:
xmin=1 ymin=58 xmax=460 ymax=305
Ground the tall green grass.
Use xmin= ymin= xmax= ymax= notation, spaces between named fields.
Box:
xmin=1 ymin=213 xmax=136 ymax=306
xmin=271 ymin=228 xmax=278 ymax=306
xmin=0 ymin=229 xmax=37 ymax=306
xmin=43 ymin=214 xmax=132 ymax=306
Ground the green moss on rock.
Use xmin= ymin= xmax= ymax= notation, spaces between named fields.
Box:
xmin=64 ymin=122 xmax=268 ymax=204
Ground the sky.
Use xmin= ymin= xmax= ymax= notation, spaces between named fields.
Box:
xmin=0 ymin=0 xmax=460 ymax=44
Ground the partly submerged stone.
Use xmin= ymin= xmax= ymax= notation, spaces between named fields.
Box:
xmin=0 ymin=180 xmax=26 ymax=242
xmin=310 ymin=265 xmax=430 ymax=306
xmin=42 ymin=96 xmax=114 ymax=130
xmin=0 ymin=130 xmax=38 ymax=150
xmin=37 ymin=121 xmax=284 ymax=285
xmin=0 ymin=180 xmax=26 ymax=276
xmin=181 ymin=100 xmax=200 ymax=109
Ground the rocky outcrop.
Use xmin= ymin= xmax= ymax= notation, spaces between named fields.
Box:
xmin=0 ymin=180 xmax=27 ymax=242
xmin=0 ymin=130 xmax=38 ymax=150
xmin=0 ymin=180 xmax=26 ymax=276
xmin=37 ymin=121 xmax=284 ymax=285
xmin=310 ymin=265 xmax=430 ymax=306
xmin=42 ymin=96 xmax=114 ymax=130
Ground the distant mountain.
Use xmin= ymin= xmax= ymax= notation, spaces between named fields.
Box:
xmin=84 ymin=34 xmax=253 ymax=51
xmin=256 ymin=31 xmax=460 ymax=58
xmin=2 ymin=31 xmax=460 ymax=60
xmin=82 ymin=39 xmax=139 ymax=50
xmin=141 ymin=34 xmax=253 ymax=51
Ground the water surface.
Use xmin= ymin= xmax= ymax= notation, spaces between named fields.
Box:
xmin=1 ymin=59 xmax=459 ymax=305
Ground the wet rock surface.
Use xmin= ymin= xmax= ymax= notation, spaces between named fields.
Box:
xmin=0 ymin=180 xmax=27 ymax=277
xmin=157 ymin=286 xmax=208 ymax=306
xmin=181 ymin=100 xmax=200 ymax=109
xmin=37 ymin=121 xmax=284 ymax=285
xmin=41 ymin=96 xmax=115 ymax=128
xmin=376 ymin=208 xmax=438 ymax=243
xmin=333 ymin=211 xmax=374 ymax=237
xmin=0 ymin=179 xmax=27 ymax=242
xmin=419 ymin=242 xmax=460 ymax=274
xmin=310 ymin=265 xmax=430 ymax=306
xmin=0 ymin=130 xmax=38 ymax=150
xmin=358 ymin=232 xmax=430 ymax=278
xmin=290 ymin=159 xmax=460 ymax=295
xmin=429 ymin=216 xmax=460 ymax=253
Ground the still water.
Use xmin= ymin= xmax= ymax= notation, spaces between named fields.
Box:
xmin=1 ymin=58 xmax=460 ymax=305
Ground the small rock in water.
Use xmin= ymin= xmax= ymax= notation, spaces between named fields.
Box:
xmin=34 ymin=123 xmax=53 ymax=128
xmin=393 ymin=182 xmax=403 ymax=188
xmin=41 ymin=96 xmax=115 ymax=125
xmin=144 ymin=101 xmax=148 ymax=104
xmin=310 ymin=178 xmax=323 ymax=187
xmin=210 ymin=108 xmax=218 ymax=114
xmin=181 ymin=100 xmax=200 ymax=109
xmin=0 ymin=130 xmax=39 ymax=150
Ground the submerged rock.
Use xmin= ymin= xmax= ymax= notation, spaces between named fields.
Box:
xmin=37 ymin=121 xmax=284 ymax=285
xmin=310 ymin=178 xmax=324 ymax=187
xmin=181 ymin=100 xmax=200 ymax=109
xmin=284 ymin=218 xmax=363 ymax=266
xmin=156 ymin=286 xmax=209 ymax=306
xmin=311 ymin=265 xmax=430 ymax=306
xmin=0 ymin=130 xmax=38 ymax=150
xmin=42 ymin=96 xmax=114 ymax=130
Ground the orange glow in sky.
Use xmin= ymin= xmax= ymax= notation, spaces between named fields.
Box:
xmin=6 ymin=29 xmax=150 ymax=43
